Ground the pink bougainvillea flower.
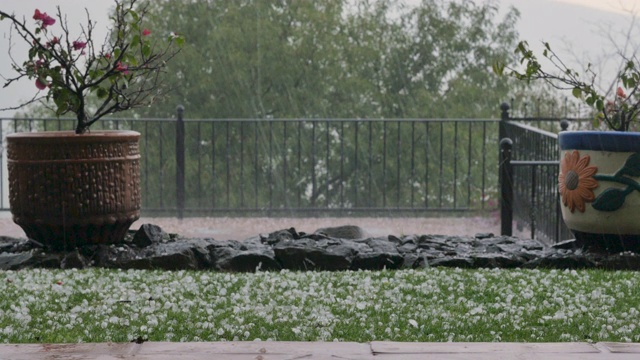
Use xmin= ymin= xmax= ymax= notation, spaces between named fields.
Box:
xmin=72 ymin=41 xmax=87 ymax=51
xmin=104 ymin=53 xmax=112 ymax=59
xmin=34 ymin=59 xmax=46 ymax=71
xmin=46 ymin=36 xmax=59 ymax=48
xmin=115 ymin=61 xmax=129 ymax=75
xmin=33 ymin=9 xmax=56 ymax=28
xmin=617 ymin=87 xmax=627 ymax=98
xmin=35 ymin=78 xmax=48 ymax=90
xmin=142 ymin=28 xmax=151 ymax=36
xmin=32 ymin=9 xmax=45 ymax=20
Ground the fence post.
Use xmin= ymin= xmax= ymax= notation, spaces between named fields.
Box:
xmin=176 ymin=105 xmax=185 ymax=219
xmin=499 ymin=137 xmax=513 ymax=236
xmin=499 ymin=102 xmax=510 ymax=142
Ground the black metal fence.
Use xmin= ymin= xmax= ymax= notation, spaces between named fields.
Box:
xmin=499 ymin=104 xmax=575 ymax=243
xmin=0 ymin=110 xmax=500 ymax=217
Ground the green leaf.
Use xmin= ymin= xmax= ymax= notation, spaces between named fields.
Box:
xmin=142 ymin=43 xmax=151 ymax=57
xmin=114 ymin=48 xmax=122 ymax=59
xmin=592 ymin=188 xmax=629 ymax=212
xmin=132 ymin=35 xmax=141 ymax=46
xmin=618 ymin=153 xmax=640 ymax=177
xmin=572 ymin=87 xmax=582 ymax=99
xmin=175 ymin=36 xmax=185 ymax=47
xmin=96 ymin=87 xmax=108 ymax=99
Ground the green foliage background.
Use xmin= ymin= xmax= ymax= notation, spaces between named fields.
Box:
xmin=13 ymin=0 xmax=533 ymax=215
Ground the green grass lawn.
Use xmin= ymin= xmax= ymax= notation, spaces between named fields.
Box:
xmin=1 ymin=268 xmax=640 ymax=343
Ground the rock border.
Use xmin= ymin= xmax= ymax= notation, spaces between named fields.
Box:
xmin=1 ymin=224 xmax=639 ymax=271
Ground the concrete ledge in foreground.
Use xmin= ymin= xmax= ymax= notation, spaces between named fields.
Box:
xmin=1 ymin=341 xmax=640 ymax=359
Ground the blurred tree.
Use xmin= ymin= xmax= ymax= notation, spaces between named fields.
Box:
xmin=129 ymin=0 xmax=520 ymax=119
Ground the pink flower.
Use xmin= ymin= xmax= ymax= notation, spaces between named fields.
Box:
xmin=617 ymin=87 xmax=627 ymax=98
xmin=34 ymin=59 xmax=46 ymax=71
xmin=46 ymin=36 xmax=59 ymax=48
xmin=142 ymin=28 xmax=151 ymax=36
xmin=104 ymin=53 xmax=112 ymax=59
xmin=115 ymin=62 xmax=129 ymax=75
xmin=35 ymin=78 xmax=48 ymax=90
xmin=72 ymin=41 xmax=87 ymax=51
xmin=33 ymin=9 xmax=55 ymax=29
xmin=32 ymin=9 xmax=45 ymax=20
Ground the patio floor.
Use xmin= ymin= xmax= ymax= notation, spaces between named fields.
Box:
xmin=2 ymin=341 xmax=640 ymax=359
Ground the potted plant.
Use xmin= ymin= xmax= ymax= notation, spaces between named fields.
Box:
xmin=495 ymin=41 xmax=640 ymax=252
xmin=0 ymin=1 xmax=183 ymax=250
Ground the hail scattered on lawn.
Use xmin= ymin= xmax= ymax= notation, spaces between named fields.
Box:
xmin=1 ymin=268 xmax=639 ymax=343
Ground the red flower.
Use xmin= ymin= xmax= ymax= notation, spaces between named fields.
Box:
xmin=104 ymin=53 xmax=112 ymax=59
xmin=617 ymin=87 xmax=626 ymax=98
xmin=115 ymin=62 xmax=129 ymax=75
xmin=72 ymin=41 xmax=87 ymax=51
xmin=33 ymin=9 xmax=55 ymax=29
xmin=35 ymin=78 xmax=48 ymax=90
xmin=142 ymin=28 xmax=151 ymax=36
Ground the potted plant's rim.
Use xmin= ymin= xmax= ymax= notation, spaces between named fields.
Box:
xmin=559 ymin=131 xmax=640 ymax=152
xmin=6 ymin=130 xmax=140 ymax=142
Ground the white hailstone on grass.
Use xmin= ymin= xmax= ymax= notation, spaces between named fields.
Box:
xmin=408 ymin=319 xmax=418 ymax=328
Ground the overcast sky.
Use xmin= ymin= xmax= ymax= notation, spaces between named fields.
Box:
xmin=1 ymin=0 xmax=639 ymax=119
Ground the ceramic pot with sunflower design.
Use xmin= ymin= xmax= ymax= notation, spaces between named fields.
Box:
xmin=559 ymin=131 xmax=640 ymax=252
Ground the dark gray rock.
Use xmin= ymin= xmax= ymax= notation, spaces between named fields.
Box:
xmin=475 ymin=233 xmax=495 ymax=239
xmin=401 ymin=253 xmax=429 ymax=269
xmin=599 ymin=253 xmax=640 ymax=270
xmin=61 ymin=249 xmax=89 ymax=269
xmin=214 ymin=247 xmax=280 ymax=272
xmin=523 ymin=253 xmax=597 ymax=269
xmin=274 ymin=241 xmax=354 ymax=271
xmin=315 ymin=225 xmax=368 ymax=239
xmin=261 ymin=228 xmax=300 ymax=245
xmin=352 ymin=251 xmax=404 ymax=270
xmin=471 ymin=253 xmax=524 ymax=269
xmin=429 ymin=257 xmax=474 ymax=268
xmin=2 ymin=223 xmax=640 ymax=271
xmin=0 ymin=252 xmax=36 ymax=270
xmin=132 ymin=224 xmax=169 ymax=247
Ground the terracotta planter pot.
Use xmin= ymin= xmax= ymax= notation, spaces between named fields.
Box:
xmin=559 ymin=131 xmax=640 ymax=253
xmin=7 ymin=130 xmax=141 ymax=250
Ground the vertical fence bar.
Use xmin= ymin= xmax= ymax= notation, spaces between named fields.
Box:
xmin=311 ymin=120 xmax=317 ymax=208
xmin=340 ymin=121 xmax=345 ymax=207
xmin=297 ymin=121 xmax=302 ymax=208
xmin=175 ymin=105 xmax=185 ymax=219
xmin=240 ymin=122 xmax=245 ymax=208
xmin=227 ymin=121 xmax=231 ymax=209
xmin=425 ymin=121 xmax=429 ymax=208
xmin=410 ymin=121 xmax=416 ymax=208
xmin=530 ymin=165 xmax=537 ymax=239
xmin=382 ymin=120 xmax=387 ymax=208
xmin=283 ymin=121 xmax=288 ymax=208
xmin=354 ymin=121 xmax=359 ymax=208
xmin=326 ymin=120 xmax=330 ymax=208
xmin=500 ymin=137 xmax=513 ymax=236
xmin=197 ymin=121 xmax=202 ymax=208
xmin=396 ymin=121 xmax=401 ymax=208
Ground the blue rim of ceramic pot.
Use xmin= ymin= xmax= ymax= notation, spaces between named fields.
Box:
xmin=558 ymin=131 xmax=640 ymax=152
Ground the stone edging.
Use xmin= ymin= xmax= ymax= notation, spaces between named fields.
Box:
xmin=0 ymin=224 xmax=639 ymax=271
